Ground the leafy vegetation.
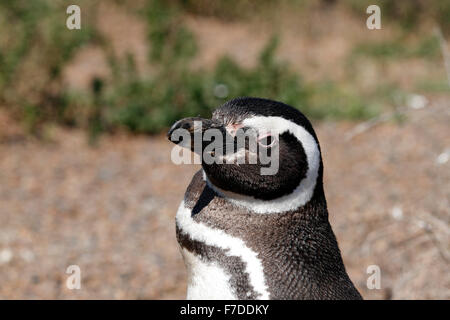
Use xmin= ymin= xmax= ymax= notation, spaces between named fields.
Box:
xmin=0 ymin=0 xmax=447 ymax=138
xmin=351 ymin=35 xmax=441 ymax=60
xmin=0 ymin=0 xmax=98 ymax=134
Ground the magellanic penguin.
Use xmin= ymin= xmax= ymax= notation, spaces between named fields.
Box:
xmin=167 ymin=97 xmax=362 ymax=300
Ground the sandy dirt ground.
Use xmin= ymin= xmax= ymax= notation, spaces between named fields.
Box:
xmin=0 ymin=96 xmax=448 ymax=300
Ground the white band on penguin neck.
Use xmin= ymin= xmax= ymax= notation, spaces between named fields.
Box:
xmin=203 ymin=116 xmax=321 ymax=214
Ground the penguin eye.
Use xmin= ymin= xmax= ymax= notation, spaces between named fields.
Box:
xmin=257 ymin=134 xmax=276 ymax=148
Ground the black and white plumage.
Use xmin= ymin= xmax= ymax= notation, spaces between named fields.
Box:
xmin=168 ymin=97 xmax=362 ymax=300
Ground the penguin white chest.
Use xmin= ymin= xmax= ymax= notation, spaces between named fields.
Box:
xmin=175 ymin=200 xmax=270 ymax=300
xmin=181 ymin=248 xmax=237 ymax=300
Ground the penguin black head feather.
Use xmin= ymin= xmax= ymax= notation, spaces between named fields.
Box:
xmin=168 ymin=97 xmax=324 ymax=213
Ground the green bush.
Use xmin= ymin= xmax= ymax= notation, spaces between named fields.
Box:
xmin=352 ymin=35 xmax=441 ymax=60
xmin=1 ymin=0 xmax=392 ymax=138
xmin=0 ymin=0 xmax=98 ymax=133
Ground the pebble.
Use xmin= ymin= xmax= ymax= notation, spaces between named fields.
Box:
xmin=0 ymin=249 xmax=13 ymax=264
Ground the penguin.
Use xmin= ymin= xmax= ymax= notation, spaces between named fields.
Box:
xmin=167 ymin=97 xmax=362 ymax=300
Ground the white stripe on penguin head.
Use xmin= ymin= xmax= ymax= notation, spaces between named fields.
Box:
xmin=204 ymin=116 xmax=321 ymax=214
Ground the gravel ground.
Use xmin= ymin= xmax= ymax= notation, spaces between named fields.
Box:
xmin=0 ymin=97 xmax=448 ymax=299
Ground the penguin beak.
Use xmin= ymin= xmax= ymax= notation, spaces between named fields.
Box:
xmin=167 ymin=117 xmax=225 ymax=154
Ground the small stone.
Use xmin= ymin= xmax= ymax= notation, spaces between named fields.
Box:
xmin=436 ymin=150 xmax=449 ymax=165
xmin=214 ymin=84 xmax=229 ymax=98
xmin=0 ymin=249 xmax=13 ymax=264
xmin=408 ymin=94 xmax=428 ymax=110
xmin=391 ymin=206 xmax=403 ymax=220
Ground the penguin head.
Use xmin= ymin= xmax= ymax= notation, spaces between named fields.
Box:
xmin=168 ymin=97 xmax=323 ymax=211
